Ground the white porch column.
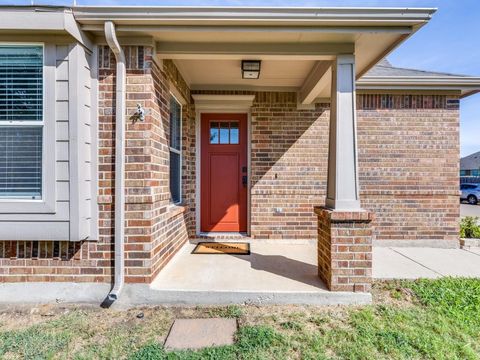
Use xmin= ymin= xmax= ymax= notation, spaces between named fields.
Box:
xmin=325 ymin=54 xmax=361 ymax=210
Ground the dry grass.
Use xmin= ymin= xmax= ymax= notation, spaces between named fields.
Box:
xmin=1 ymin=279 xmax=480 ymax=359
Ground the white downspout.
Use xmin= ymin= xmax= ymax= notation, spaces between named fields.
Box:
xmin=105 ymin=21 xmax=126 ymax=302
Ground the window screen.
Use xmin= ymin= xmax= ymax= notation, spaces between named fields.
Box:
xmin=0 ymin=45 xmax=43 ymax=199
xmin=170 ymin=96 xmax=181 ymax=151
xmin=0 ymin=127 xmax=42 ymax=198
xmin=0 ymin=46 xmax=43 ymax=121
xmin=169 ymin=96 xmax=181 ymax=203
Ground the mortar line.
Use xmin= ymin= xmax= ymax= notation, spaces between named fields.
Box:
xmin=390 ymin=248 xmax=444 ymax=276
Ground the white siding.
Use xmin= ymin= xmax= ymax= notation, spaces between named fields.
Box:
xmin=0 ymin=42 xmax=97 ymax=241
xmin=68 ymin=43 xmax=95 ymax=241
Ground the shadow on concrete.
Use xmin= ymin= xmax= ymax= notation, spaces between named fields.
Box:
xmin=233 ymin=252 xmax=326 ymax=290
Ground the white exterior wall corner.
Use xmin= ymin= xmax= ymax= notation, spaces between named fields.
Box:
xmin=68 ymin=43 xmax=96 ymax=241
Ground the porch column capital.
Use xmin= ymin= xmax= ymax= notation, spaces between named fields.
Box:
xmin=325 ymin=53 xmax=361 ymax=210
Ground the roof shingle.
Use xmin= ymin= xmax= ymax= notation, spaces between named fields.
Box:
xmin=461 ymin=151 xmax=480 ymax=171
xmin=364 ymin=59 xmax=469 ymax=78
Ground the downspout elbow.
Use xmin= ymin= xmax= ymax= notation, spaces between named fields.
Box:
xmin=105 ymin=21 xmax=126 ymax=303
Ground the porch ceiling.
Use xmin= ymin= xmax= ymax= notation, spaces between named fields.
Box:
xmin=73 ymin=6 xmax=435 ymax=101
xmin=175 ymin=59 xmax=317 ymax=91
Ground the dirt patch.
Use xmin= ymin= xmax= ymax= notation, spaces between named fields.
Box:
xmin=372 ymin=280 xmax=417 ymax=308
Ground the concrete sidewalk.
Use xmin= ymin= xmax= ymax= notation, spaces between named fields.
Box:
xmin=373 ymin=247 xmax=480 ymax=279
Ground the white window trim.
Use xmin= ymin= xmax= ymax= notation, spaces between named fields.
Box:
xmin=0 ymin=42 xmax=56 ymax=214
xmin=169 ymin=91 xmax=182 ymax=205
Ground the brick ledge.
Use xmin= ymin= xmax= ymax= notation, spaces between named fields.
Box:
xmin=314 ymin=206 xmax=374 ymax=222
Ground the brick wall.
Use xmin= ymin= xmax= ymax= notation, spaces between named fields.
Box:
xmin=97 ymin=47 xmax=197 ymax=282
xmin=315 ymin=207 xmax=374 ymax=292
xmin=0 ymin=58 xmax=461 ymax=283
xmin=357 ymin=94 xmax=460 ymax=244
xmin=250 ymin=94 xmax=329 ymax=239
xmin=0 ymin=46 xmax=193 ymax=283
xmin=0 ymin=240 xmax=108 ymax=282
xmin=248 ymin=92 xmax=459 ymax=243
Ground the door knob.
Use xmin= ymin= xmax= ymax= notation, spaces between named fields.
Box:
xmin=242 ymin=175 xmax=248 ymax=186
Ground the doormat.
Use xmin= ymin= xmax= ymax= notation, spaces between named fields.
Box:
xmin=192 ymin=242 xmax=250 ymax=255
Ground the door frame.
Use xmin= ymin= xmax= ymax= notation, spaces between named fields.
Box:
xmin=193 ymin=95 xmax=254 ymax=236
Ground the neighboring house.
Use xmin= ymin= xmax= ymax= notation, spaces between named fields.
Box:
xmin=1 ymin=5 xmax=480 ymax=303
xmin=460 ymin=151 xmax=480 ymax=177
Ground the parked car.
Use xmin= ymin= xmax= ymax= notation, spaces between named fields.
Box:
xmin=460 ymin=183 xmax=480 ymax=205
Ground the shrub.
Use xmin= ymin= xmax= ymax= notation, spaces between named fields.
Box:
xmin=460 ymin=216 xmax=480 ymax=238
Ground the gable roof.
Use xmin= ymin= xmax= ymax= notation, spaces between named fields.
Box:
xmin=358 ymin=59 xmax=480 ymax=98
xmin=365 ymin=59 xmax=470 ymax=78
xmin=461 ymin=151 xmax=480 ymax=171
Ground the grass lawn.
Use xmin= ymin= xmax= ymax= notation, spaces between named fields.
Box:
xmin=1 ymin=278 xmax=480 ymax=359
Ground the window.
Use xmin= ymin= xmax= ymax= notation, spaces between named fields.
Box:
xmin=0 ymin=45 xmax=43 ymax=199
xmin=209 ymin=121 xmax=239 ymax=144
xmin=169 ymin=95 xmax=181 ymax=204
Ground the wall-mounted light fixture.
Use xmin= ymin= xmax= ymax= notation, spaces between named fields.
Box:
xmin=242 ymin=60 xmax=261 ymax=79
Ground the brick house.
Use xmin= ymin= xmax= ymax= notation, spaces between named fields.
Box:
xmin=0 ymin=5 xmax=479 ymax=304
xmin=461 ymin=150 xmax=480 ymax=177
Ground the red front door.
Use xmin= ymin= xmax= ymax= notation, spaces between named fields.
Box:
xmin=201 ymin=113 xmax=248 ymax=232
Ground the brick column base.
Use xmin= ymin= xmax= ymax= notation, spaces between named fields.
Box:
xmin=314 ymin=206 xmax=374 ymax=293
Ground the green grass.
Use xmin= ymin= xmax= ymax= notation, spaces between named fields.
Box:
xmin=206 ymin=305 xmax=243 ymax=319
xmin=1 ymin=278 xmax=480 ymax=359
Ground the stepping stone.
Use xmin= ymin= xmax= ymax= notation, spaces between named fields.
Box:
xmin=164 ymin=318 xmax=237 ymax=351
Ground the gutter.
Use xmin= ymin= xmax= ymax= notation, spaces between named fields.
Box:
xmin=104 ymin=21 xmax=126 ymax=302
xmin=72 ymin=6 xmax=436 ymax=27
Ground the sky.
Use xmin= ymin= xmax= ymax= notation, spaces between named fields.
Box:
xmin=4 ymin=0 xmax=480 ymax=156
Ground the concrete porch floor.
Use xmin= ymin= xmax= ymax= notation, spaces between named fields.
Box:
xmin=142 ymin=241 xmax=480 ymax=306
xmin=148 ymin=241 xmax=371 ymax=306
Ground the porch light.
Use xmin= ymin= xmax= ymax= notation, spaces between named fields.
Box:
xmin=241 ymin=60 xmax=261 ymax=79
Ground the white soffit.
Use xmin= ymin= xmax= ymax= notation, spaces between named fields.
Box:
xmin=176 ymin=59 xmax=317 ymax=89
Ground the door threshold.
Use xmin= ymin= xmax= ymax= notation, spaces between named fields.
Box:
xmin=195 ymin=232 xmax=250 ymax=240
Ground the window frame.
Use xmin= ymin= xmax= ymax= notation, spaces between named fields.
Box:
xmin=0 ymin=42 xmax=56 ymax=214
xmin=169 ymin=92 xmax=182 ymax=205
xmin=209 ymin=120 xmax=240 ymax=145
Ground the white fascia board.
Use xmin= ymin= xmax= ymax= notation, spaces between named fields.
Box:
xmin=72 ymin=6 xmax=436 ymax=27
xmin=0 ymin=8 xmax=66 ymax=31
